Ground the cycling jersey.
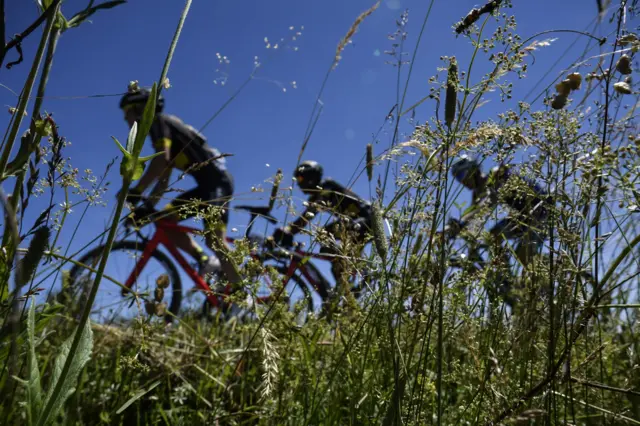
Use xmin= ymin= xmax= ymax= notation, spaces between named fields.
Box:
xmin=307 ymin=179 xmax=372 ymax=219
xmin=486 ymin=167 xmax=550 ymax=219
xmin=149 ymin=113 xmax=228 ymax=186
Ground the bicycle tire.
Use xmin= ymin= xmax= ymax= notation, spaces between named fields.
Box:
xmin=274 ymin=265 xmax=315 ymax=313
xmin=65 ymin=240 xmax=183 ymax=322
xmin=203 ymin=265 xmax=315 ymax=323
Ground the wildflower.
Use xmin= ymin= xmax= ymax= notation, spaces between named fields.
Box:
xmin=59 ymin=201 xmax=73 ymax=214
xmin=7 ymin=106 xmax=27 ymax=116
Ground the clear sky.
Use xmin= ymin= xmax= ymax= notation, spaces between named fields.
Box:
xmin=1 ymin=0 xmax=611 ymax=301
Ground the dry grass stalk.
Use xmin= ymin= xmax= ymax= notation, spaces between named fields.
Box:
xmin=333 ymin=0 xmax=381 ymax=68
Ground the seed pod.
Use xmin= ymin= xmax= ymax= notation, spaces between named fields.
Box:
xmin=566 ymin=73 xmax=582 ymax=90
xmin=411 ymin=231 xmax=424 ymax=257
xmin=366 ymin=143 xmax=373 ymax=182
xmin=17 ymin=226 xmax=50 ymax=288
xmin=156 ymin=274 xmax=170 ymax=289
xmin=555 ymin=80 xmax=572 ymax=96
xmin=619 ymin=34 xmax=639 ymax=45
xmin=155 ymin=302 xmax=167 ymax=317
xmin=616 ymin=55 xmax=632 ymax=75
xmin=145 ymin=300 xmax=156 ymax=316
xmin=445 ymin=57 xmax=458 ymax=129
xmin=154 ymin=286 xmax=165 ymax=302
xmin=614 ymin=81 xmax=633 ymax=94
xmin=371 ymin=202 xmax=388 ymax=260
xmin=551 ymin=94 xmax=568 ymax=110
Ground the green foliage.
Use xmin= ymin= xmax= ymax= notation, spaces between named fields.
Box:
xmin=113 ymin=84 xmax=164 ymax=181
xmin=26 ymin=299 xmax=43 ymax=425
xmin=15 ymin=300 xmax=94 ymax=426
xmin=16 ymin=226 xmax=50 ymax=288
xmin=37 ymin=321 xmax=93 ymax=426
xmin=3 ymin=0 xmax=640 ymax=424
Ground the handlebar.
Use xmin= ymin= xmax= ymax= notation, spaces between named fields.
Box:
xmin=122 ymin=168 xmax=284 ymax=237
xmin=234 ymin=168 xmax=283 ymax=235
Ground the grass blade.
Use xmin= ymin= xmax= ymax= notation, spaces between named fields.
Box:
xmin=39 ymin=321 xmax=93 ymax=425
xmin=115 ymin=380 xmax=161 ymax=414
xmin=27 ymin=298 xmax=43 ymax=425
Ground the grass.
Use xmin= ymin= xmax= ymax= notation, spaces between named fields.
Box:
xmin=1 ymin=0 xmax=640 ymax=424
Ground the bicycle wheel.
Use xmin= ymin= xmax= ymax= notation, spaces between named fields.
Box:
xmin=63 ymin=240 xmax=182 ymax=324
xmin=238 ymin=264 xmax=317 ymax=322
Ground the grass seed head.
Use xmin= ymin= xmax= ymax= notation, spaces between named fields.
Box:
xmin=566 ymin=72 xmax=582 ymax=90
xmin=551 ymin=94 xmax=568 ymax=110
xmin=445 ymin=57 xmax=459 ymax=128
xmin=614 ymin=81 xmax=633 ymax=94
xmin=156 ymin=274 xmax=170 ymax=288
xmin=616 ymin=55 xmax=632 ymax=75
xmin=371 ymin=202 xmax=388 ymax=260
xmin=555 ymin=80 xmax=572 ymax=96
xmin=366 ymin=143 xmax=373 ymax=182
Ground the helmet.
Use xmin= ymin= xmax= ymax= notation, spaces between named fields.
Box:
xmin=294 ymin=160 xmax=323 ymax=190
xmin=119 ymin=88 xmax=165 ymax=113
xmin=451 ymin=155 xmax=481 ymax=183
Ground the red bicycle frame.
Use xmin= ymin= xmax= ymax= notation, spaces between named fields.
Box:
xmin=122 ymin=217 xmax=228 ymax=308
xmin=122 ymin=217 xmax=332 ymax=310
xmin=121 ymin=167 xmax=358 ymax=311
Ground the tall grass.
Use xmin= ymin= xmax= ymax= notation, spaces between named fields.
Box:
xmin=1 ymin=0 xmax=640 ymax=425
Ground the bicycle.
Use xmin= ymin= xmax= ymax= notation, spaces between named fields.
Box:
xmin=61 ymin=176 xmax=367 ymax=324
xmin=437 ymin=217 xmax=594 ymax=312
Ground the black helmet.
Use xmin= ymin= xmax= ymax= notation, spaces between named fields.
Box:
xmin=294 ymin=160 xmax=323 ymax=190
xmin=119 ymin=88 xmax=165 ymax=113
xmin=451 ymin=155 xmax=481 ymax=183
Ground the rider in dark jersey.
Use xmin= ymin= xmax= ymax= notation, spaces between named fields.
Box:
xmin=273 ymin=161 xmax=372 ymax=288
xmin=448 ymin=156 xmax=550 ymax=262
xmin=118 ymin=87 xmax=240 ymax=285
xmin=444 ymin=156 xmax=552 ymax=304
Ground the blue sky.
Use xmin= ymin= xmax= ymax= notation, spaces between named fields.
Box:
xmin=1 ymin=0 xmax=612 ymax=299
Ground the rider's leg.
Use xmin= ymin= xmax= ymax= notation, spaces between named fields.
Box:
xmin=487 ymin=218 xmax=520 ymax=304
xmin=159 ymin=208 xmax=208 ymax=262
xmin=162 ymin=186 xmax=241 ymax=287
xmin=205 ymin=223 xmax=241 ymax=287
xmin=202 ymin=181 xmax=242 ymax=288
xmin=160 ymin=187 xmax=214 ymax=265
xmin=321 ymin=218 xmax=367 ymax=310
xmin=320 ymin=220 xmax=348 ymax=291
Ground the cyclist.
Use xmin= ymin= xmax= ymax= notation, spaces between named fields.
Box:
xmin=443 ymin=156 xmax=552 ymax=302
xmin=272 ymin=161 xmax=372 ymax=295
xmin=118 ymin=87 xmax=240 ymax=287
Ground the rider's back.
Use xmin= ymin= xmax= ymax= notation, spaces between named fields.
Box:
xmin=309 ymin=179 xmax=371 ymax=219
xmin=487 ymin=166 xmax=550 ymax=219
xmin=149 ymin=113 xmax=228 ymax=184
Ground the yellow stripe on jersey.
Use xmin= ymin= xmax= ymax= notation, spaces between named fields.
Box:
xmin=174 ymin=152 xmax=190 ymax=170
xmin=153 ymin=137 xmax=172 ymax=151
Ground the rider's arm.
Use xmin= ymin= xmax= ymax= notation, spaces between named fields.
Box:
xmin=130 ymin=119 xmax=173 ymax=197
xmin=147 ymin=163 xmax=172 ymax=206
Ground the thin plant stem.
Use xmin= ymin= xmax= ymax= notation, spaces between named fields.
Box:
xmin=35 ymin=175 xmax=132 ymax=426
xmin=0 ymin=0 xmax=60 ymax=178
xmin=157 ymin=0 xmax=192 ymax=96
